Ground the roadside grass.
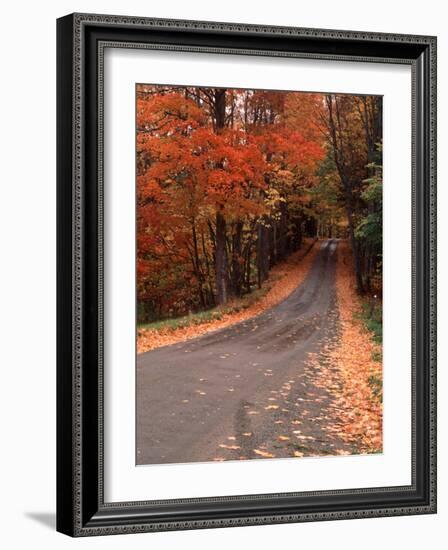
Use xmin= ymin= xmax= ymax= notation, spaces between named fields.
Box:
xmin=355 ymin=299 xmax=383 ymax=403
xmin=368 ymin=373 xmax=383 ymax=403
xmin=137 ymin=285 xmax=271 ymax=333
xmin=357 ymin=300 xmax=382 ymax=344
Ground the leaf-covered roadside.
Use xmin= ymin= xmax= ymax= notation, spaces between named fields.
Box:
xmin=317 ymin=241 xmax=383 ymax=453
xmin=137 ymin=239 xmax=318 ymax=353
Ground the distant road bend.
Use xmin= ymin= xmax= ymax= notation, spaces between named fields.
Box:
xmin=137 ymin=239 xmax=354 ymax=465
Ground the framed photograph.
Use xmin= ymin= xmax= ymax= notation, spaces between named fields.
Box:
xmin=57 ymin=13 xmax=437 ymax=536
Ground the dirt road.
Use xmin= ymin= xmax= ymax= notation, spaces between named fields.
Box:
xmin=137 ymin=240 xmax=354 ymax=465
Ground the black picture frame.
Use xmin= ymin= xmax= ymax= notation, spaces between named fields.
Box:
xmin=57 ymin=13 xmax=437 ymax=537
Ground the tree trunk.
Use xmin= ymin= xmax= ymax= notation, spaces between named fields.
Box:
xmin=214 ymin=89 xmax=226 ymax=131
xmin=213 ymin=88 xmax=229 ymax=305
xmin=345 ymin=201 xmax=364 ymax=293
xmin=269 ymin=222 xmax=276 ymax=267
xmin=245 ymin=242 xmax=252 ymax=294
xmin=277 ymin=202 xmax=288 ymax=260
xmin=231 ymin=221 xmax=243 ymax=297
xmin=257 ymin=219 xmax=270 ymax=288
xmin=201 ymin=230 xmax=215 ymax=306
xmin=191 ymin=219 xmax=206 ymax=308
xmin=215 ymin=210 xmax=228 ymax=305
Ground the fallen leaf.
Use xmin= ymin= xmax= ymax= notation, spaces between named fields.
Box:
xmin=253 ymin=449 xmax=275 ymax=458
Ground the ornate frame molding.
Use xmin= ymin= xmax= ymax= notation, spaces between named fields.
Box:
xmin=57 ymin=13 xmax=437 ymax=537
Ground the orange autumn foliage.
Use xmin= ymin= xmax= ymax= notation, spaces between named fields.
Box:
xmin=136 ymin=86 xmax=325 ymax=321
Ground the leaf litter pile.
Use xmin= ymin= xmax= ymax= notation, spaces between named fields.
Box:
xmin=137 ymin=238 xmax=318 ymax=353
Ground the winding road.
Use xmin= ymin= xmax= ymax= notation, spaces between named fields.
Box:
xmin=137 ymin=239 xmax=354 ymax=465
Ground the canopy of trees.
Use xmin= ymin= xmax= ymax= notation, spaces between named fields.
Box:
xmin=136 ymin=85 xmax=382 ymax=322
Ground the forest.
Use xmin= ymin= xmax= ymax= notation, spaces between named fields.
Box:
xmin=136 ymin=85 xmax=382 ymax=323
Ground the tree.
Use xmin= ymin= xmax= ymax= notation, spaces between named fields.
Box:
xmin=321 ymin=94 xmax=382 ymax=293
xmin=136 ymin=85 xmax=379 ymax=323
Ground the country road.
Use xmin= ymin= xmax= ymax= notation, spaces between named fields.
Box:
xmin=137 ymin=239 xmax=355 ymax=465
